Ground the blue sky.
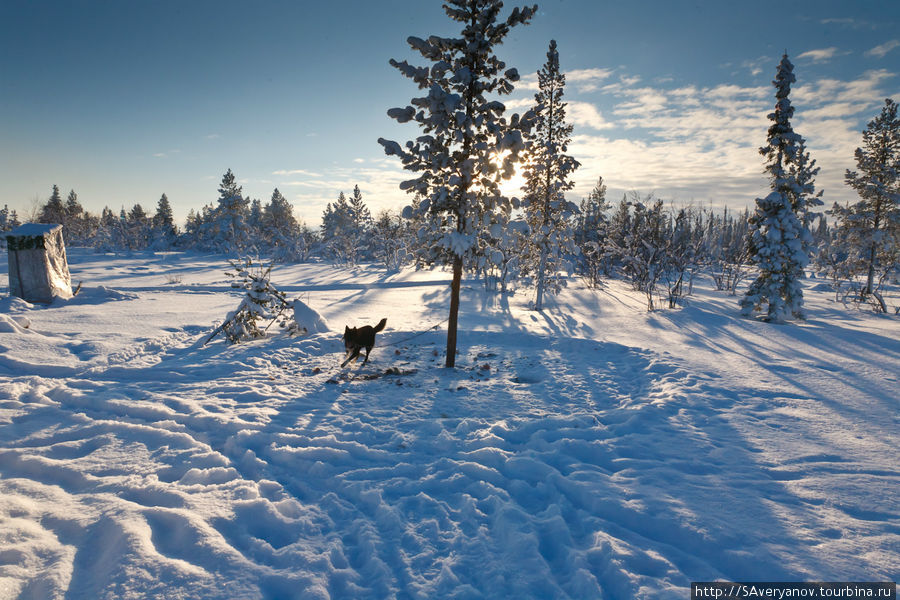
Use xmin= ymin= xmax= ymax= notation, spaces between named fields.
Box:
xmin=2 ymin=0 xmax=898 ymax=226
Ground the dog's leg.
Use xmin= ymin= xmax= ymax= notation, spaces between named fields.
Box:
xmin=362 ymin=346 xmax=372 ymax=365
xmin=341 ymin=348 xmax=361 ymax=368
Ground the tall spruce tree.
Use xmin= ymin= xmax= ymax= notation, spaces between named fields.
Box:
xmin=379 ymin=0 xmax=536 ymax=367
xmin=211 ymin=169 xmax=250 ymax=254
xmin=39 ymin=185 xmax=66 ymax=225
xmin=263 ymin=188 xmax=298 ymax=236
xmin=321 ymin=191 xmax=357 ymax=264
xmin=740 ymin=54 xmax=816 ymax=323
xmin=0 ymin=205 xmax=20 ymax=234
xmin=65 ymin=190 xmax=83 ymax=219
xmin=153 ymin=193 xmax=176 ymax=239
xmin=127 ymin=204 xmax=152 ymax=249
xmin=521 ymin=39 xmax=580 ymax=310
xmin=833 ymin=98 xmax=900 ymax=305
xmin=348 ymin=185 xmax=373 ymax=233
xmin=263 ymin=188 xmax=307 ymax=261
xmin=63 ymin=190 xmax=86 ymax=243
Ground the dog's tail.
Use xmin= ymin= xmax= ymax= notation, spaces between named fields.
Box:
xmin=374 ymin=318 xmax=387 ymax=333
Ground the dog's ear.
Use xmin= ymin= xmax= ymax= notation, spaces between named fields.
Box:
xmin=345 ymin=325 xmax=350 ymax=334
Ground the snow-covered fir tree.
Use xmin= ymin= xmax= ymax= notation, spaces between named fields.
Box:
xmin=93 ymin=207 xmax=121 ymax=251
xmin=0 ymin=205 xmax=20 ymax=231
xmin=39 ymin=185 xmax=66 ymax=225
xmin=606 ymin=195 xmax=632 ymax=262
xmin=574 ymin=177 xmax=610 ymax=286
xmin=153 ymin=193 xmax=175 ymax=231
xmin=262 ymin=188 xmax=297 ymax=237
xmin=831 ymin=98 xmax=900 ymax=308
xmin=209 ymin=169 xmax=250 ymax=254
xmin=63 ymin=190 xmax=85 ymax=243
xmin=152 ymin=193 xmax=177 ymax=247
xmin=576 ymin=176 xmax=609 ymax=252
xmin=371 ymin=210 xmax=411 ymax=272
xmin=347 ymin=185 xmax=372 ymax=232
xmin=788 ymin=138 xmax=824 ymax=226
xmin=262 ymin=188 xmax=310 ymax=262
xmin=248 ymin=198 xmax=264 ymax=240
xmin=740 ymin=54 xmax=816 ymax=323
xmin=127 ymin=204 xmax=153 ymax=250
xmin=115 ymin=208 xmax=132 ymax=249
xmin=521 ymin=39 xmax=580 ymax=310
xmin=321 ymin=191 xmax=357 ymax=264
xmin=184 ymin=208 xmax=201 ymax=240
xmin=204 ymin=258 xmax=297 ymax=344
xmin=0 ymin=205 xmax=21 ymax=249
xmin=347 ymin=185 xmax=373 ymax=260
xmin=379 ymin=0 xmax=536 ymax=367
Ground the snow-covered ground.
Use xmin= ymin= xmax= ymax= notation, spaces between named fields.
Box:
xmin=0 ymin=249 xmax=897 ymax=599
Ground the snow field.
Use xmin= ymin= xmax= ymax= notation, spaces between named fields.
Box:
xmin=0 ymin=250 xmax=897 ymax=599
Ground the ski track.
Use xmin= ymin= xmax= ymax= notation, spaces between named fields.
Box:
xmin=0 ymin=255 xmax=897 ymax=599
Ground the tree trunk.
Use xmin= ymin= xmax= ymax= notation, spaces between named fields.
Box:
xmin=535 ymin=246 xmax=547 ymax=310
xmin=865 ymin=242 xmax=877 ymax=298
xmin=446 ymin=254 xmax=463 ymax=368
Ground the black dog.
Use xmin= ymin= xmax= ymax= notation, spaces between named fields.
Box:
xmin=341 ymin=318 xmax=387 ymax=367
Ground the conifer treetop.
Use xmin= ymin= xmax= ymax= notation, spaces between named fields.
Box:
xmin=378 ymin=0 xmax=538 ymax=256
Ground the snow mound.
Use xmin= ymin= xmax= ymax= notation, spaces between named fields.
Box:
xmin=0 ymin=314 xmax=32 ymax=334
xmin=0 ymin=296 xmax=35 ymax=312
xmin=292 ymin=299 xmax=329 ymax=334
xmin=65 ymin=286 xmax=139 ymax=304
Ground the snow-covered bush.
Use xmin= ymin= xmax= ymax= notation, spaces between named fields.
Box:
xmin=203 ymin=258 xmax=298 ymax=345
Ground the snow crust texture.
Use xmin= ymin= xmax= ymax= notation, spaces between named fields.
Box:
xmin=0 ymin=251 xmax=897 ymax=599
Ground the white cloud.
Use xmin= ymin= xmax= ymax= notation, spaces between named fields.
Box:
xmin=272 ymin=168 xmax=322 ymax=177
xmin=794 ymin=69 xmax=894 ymax=106
xmin=820 ymin=17 xmax=855 ymax=26
xmin=516 ymin=67 xmax=614 ymax=93
xmin=741 ymin=56 xmax=769 ymax=77
xmin=503 ymin=98 xmax=533 ymax=112
xmin=866 ymin=39 xmax=900 ymax=59
xmin=819 ymin=17 xmax=876 ymax=30
xmin=797 ymin=47 xmax=840 ymax=63
xmin=566 ymin=68 xmax=615 ymax=93
xmin=567 ymin=101 xmax=614 ymax=131
xmin=611 ymin=87 xmax=668 ymax=123
xmin=556 ymin=70 xmax=897 ymax=211
xmin=281 ymin=180 xmax=329 ymax=188
xmin=517 ymin=73 xmax=539 ymax=91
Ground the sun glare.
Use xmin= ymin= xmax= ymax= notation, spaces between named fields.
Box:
xmin=494 ymin=151 xmax=527 ymax=198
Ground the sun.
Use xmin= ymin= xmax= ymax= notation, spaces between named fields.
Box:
xmin=494 ymin=152 xmax=527 ymax=198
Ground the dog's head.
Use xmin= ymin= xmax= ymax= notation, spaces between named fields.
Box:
xmin=342 ymin=325 xmax=354 ymax=344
